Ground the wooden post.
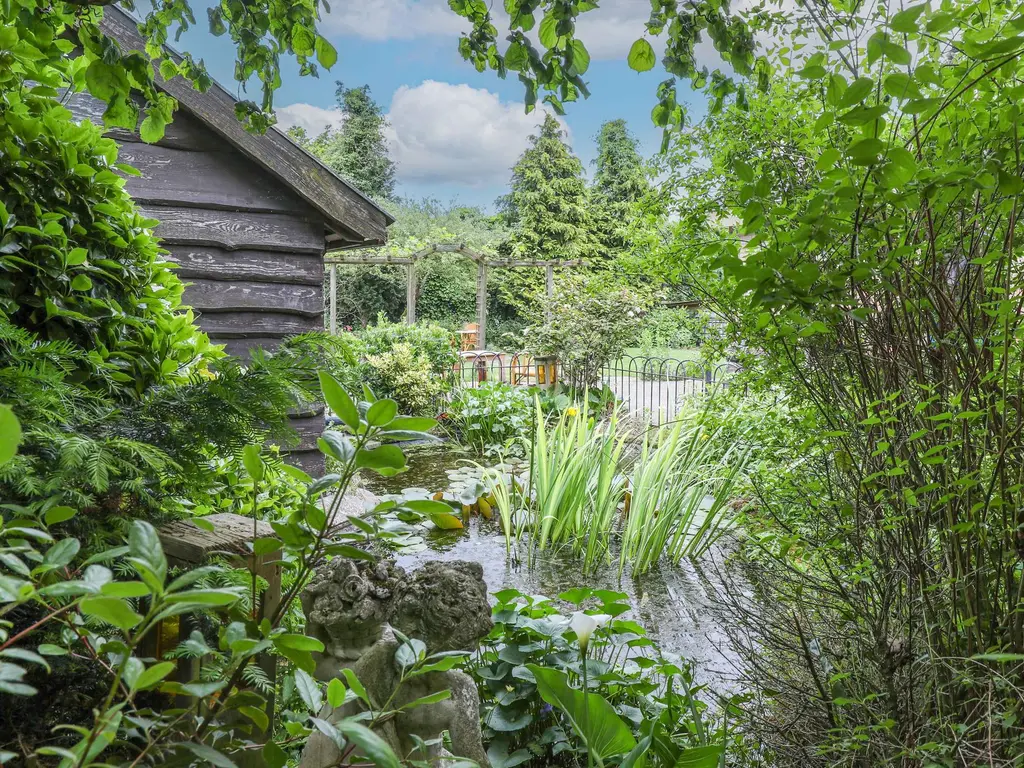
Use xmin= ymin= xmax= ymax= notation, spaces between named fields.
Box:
xmin=545 ymin=263 xmax=554 ymax=322
xmin=329 ymin=263 xmax=337 ymax=335
xmin=406 ymin=262 xmax=416 ymax=324
xmin=476 ymin=261 xmax=487 ymax=350
xmin=153 ymin=513 xmax=282 ymax=756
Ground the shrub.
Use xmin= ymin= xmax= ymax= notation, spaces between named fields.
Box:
xmin=471 ymin=586 xmax=733 ymax=767
xmin=449 ymin=381 xmax=532 ymax=454
xmin=635 ymin=306 xmax=707 ymax=351
xmin=358 ymin=315 xmax=457 ymax=378
xmin=522 ymin=273 xmax=651 ymax=390
xmin=364 ymin=342 xmax=443 ymax=415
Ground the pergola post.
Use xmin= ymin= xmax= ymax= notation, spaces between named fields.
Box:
xmin=405 ymin=262 xmax=416 ymax=324
xmin=476 ymin=260 xmax=488 ymax=350
xmin=329 ymin=263 xmax=337 ymax=335
xmin=545 ymin=263 xmax=554 ymax=322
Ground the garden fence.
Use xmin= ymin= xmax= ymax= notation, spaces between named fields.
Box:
xmin=448 ymin=352 xmax=740 ymax=425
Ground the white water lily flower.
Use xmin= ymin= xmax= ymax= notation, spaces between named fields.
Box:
xmin=570 ymin=612 xmax=611 ymax=654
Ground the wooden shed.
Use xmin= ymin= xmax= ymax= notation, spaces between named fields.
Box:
xmin=67 ymin=7 xmax=394 ymax=469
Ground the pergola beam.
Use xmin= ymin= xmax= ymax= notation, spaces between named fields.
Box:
xmin=324 ymin=243 xmax=580 ymax=346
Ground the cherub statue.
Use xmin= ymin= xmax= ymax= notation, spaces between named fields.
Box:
xmin=299 ymin=558 xmax=492 ymax=768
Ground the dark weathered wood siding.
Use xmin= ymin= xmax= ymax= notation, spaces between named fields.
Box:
xmin=67 ymin=94 xmax=326 ymax=468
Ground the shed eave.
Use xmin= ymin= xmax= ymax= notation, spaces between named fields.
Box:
xmin=99 ymin=7 xmax=394 ymax=244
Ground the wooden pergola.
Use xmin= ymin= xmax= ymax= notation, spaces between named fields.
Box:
xmin=325 ymin=244 xmax=581 ymax=350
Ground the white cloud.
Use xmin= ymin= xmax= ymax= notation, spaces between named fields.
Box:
xmin=320 ymin=0 xmax=469 ymax=40
xmin=319 ymin=0 xmax=652 ymax=61
xmin=386 ymin=81 xmax=566 ymax=186
xmin=275 ymin=81 xmax=567 ymax=189
xmin=275 ymin=103 xmax=344 ymax=137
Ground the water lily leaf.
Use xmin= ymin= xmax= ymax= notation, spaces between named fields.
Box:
xmin=429 ymin=511 xmax=464 ymax=530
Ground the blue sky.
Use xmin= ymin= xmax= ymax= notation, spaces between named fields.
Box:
xmin=173 ymin=1 xmax=709 ymax=209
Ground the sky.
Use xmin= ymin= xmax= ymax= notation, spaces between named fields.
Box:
xmin=171 ymin=0 xmax=711 ymax=210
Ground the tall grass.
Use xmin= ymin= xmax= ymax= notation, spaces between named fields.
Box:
xmin=619 ymin=422 xmax=748 ymax=577
xmin=517 ymin=399 xmax=748 ymax=575
xmin=529 ymin=400 xmax=629 ymax=571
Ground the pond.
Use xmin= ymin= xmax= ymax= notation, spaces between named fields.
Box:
xmin=359 ymin=444 xmax=753 ymax=694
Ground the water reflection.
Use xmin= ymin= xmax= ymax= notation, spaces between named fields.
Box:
xmin=361 ymin=445 xmax=750 ymax=692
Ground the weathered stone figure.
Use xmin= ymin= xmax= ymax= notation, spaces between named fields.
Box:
xmin=299 ymin=558 xmax=492 ymax=768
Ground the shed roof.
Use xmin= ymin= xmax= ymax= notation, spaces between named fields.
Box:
xmin=99 ymin=7 xmax=394 ymax=248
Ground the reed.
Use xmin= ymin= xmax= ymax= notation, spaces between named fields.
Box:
xmin=528 ymin=399 xmax=629 ymax=569
xmin=620 ymin=421 xmax=748 ymax=577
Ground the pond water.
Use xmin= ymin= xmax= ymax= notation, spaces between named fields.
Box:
xmin=360 ymin=445 xmax=752 ymax=694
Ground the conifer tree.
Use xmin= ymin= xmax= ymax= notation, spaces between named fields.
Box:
xmin=499 ymin=114 xmax=598 ymax=261
xmin=591 ymin=119 xmax=649 ymax=252
xmin=289 ymin=82 xmax=396 ymax=199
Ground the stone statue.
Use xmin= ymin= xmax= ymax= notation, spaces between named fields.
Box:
xmin=299 ymin=558 xmax=492 ymax=768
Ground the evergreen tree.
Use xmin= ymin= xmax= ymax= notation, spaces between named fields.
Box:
xmin=290 ymin=82 xmax=397 ymax=199
xmin=499 ymin=114 xmax=598 ymax=261
xmin=591 ymin=119 xmax=649 ymax=252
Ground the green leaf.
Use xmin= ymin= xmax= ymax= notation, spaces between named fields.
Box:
xmin=0 ymin=406 xmax=20 ymax=466
xmin=327 ymin=678 xmax=347 ymax=708
xmin=838 ymin=76 xmax=874 ymax=108
xmin=139 ymin=114 xmax=166 ymax=144
xmin=163 ymin=588 xmax=241 ymax=606
xmin=316 ymin=35 xmax=338 ymax=69
xmin=891 ymin=3 xmax=928 ymax=33
xmin=627 ymin=39 xmax=656 ymax=72
xmin=846 ymin=137 xmax=886 ymax=164
xmin=487 ymin=739 xmax=533 ymax=768
xmin=383 ymin=416 xmax=436 ymax=433
xmin=319 ymin=372 xmax=360 ymax=431
xmin=366 ymin=399 xmax=398 ymax=427
xmin=403 ymin=499 xmax=456 ymax=516
xmin=242 ymin=444 xmax=265 ymax=482
xmin=319 ymin=431 xmax=355 ymax=463
xmin=294 ymin=667 xmax=323 ymax=713
xmin=274 ymin=634 xmax=325 ymax=653
xmin=70 ymin=274 xmax=92 ymax=292
xmin=182 ymin=680 xmax=227 ymax=697
xmin=80 ymin=596 xmax=143 ymax=632
xmin=65 ymin=248 xmax=88 ymax=266
xmin=263 ymin=741 xmax=288 ymax=768
xmin=486 ymin=706 xmax=533 ymax=732
xmin=324 ymin=544 xmax=377 ymax=562
xmin=180 ymin=742 xmax=237 ymax=768
xmin=128 ymin=520 xmax=167 ymax=583
xmin=673 ymin=745 xmax=724 ymax=767
xmin=43 ymin=506 xmax=76 ymax=526
xmin=240 ymin=704 xmax=270 ymax=732
xmin=971 ymin=653 xmax=1024 ymax=662
xmin=133 ymin=661 xmax=175 ymax=691
xmin=400 ymin=689 xmax=452 ymax=710
xmin=538 ymin=14 xmax=559 ymax=48
xmin=355 ymin=445 xmax=406 ymax=472
xmin=341 ymin=668 xmax=370 ymax=706
xmin=528 ymin=665 xmax=636 ymax=759
xmin=100 ymin=581 xmax=151 ymax=598
xmin=880 ymin=38 xmax=911 ymax=65
xmin=570 ymin=39 xmax=591 ymax=75
xmin=43 ymin=538 xmax=79 ymax=569
xmin=293 ymin=25 xmax=316 ymax=56
xmin=158 ymin=59 xmax=179 ymax=80
xmin=331 ymin=719 xmax=401 ymax=768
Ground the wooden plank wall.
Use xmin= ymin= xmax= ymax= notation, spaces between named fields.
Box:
xmin=66 ymin=93 xmax=326 ymax=470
